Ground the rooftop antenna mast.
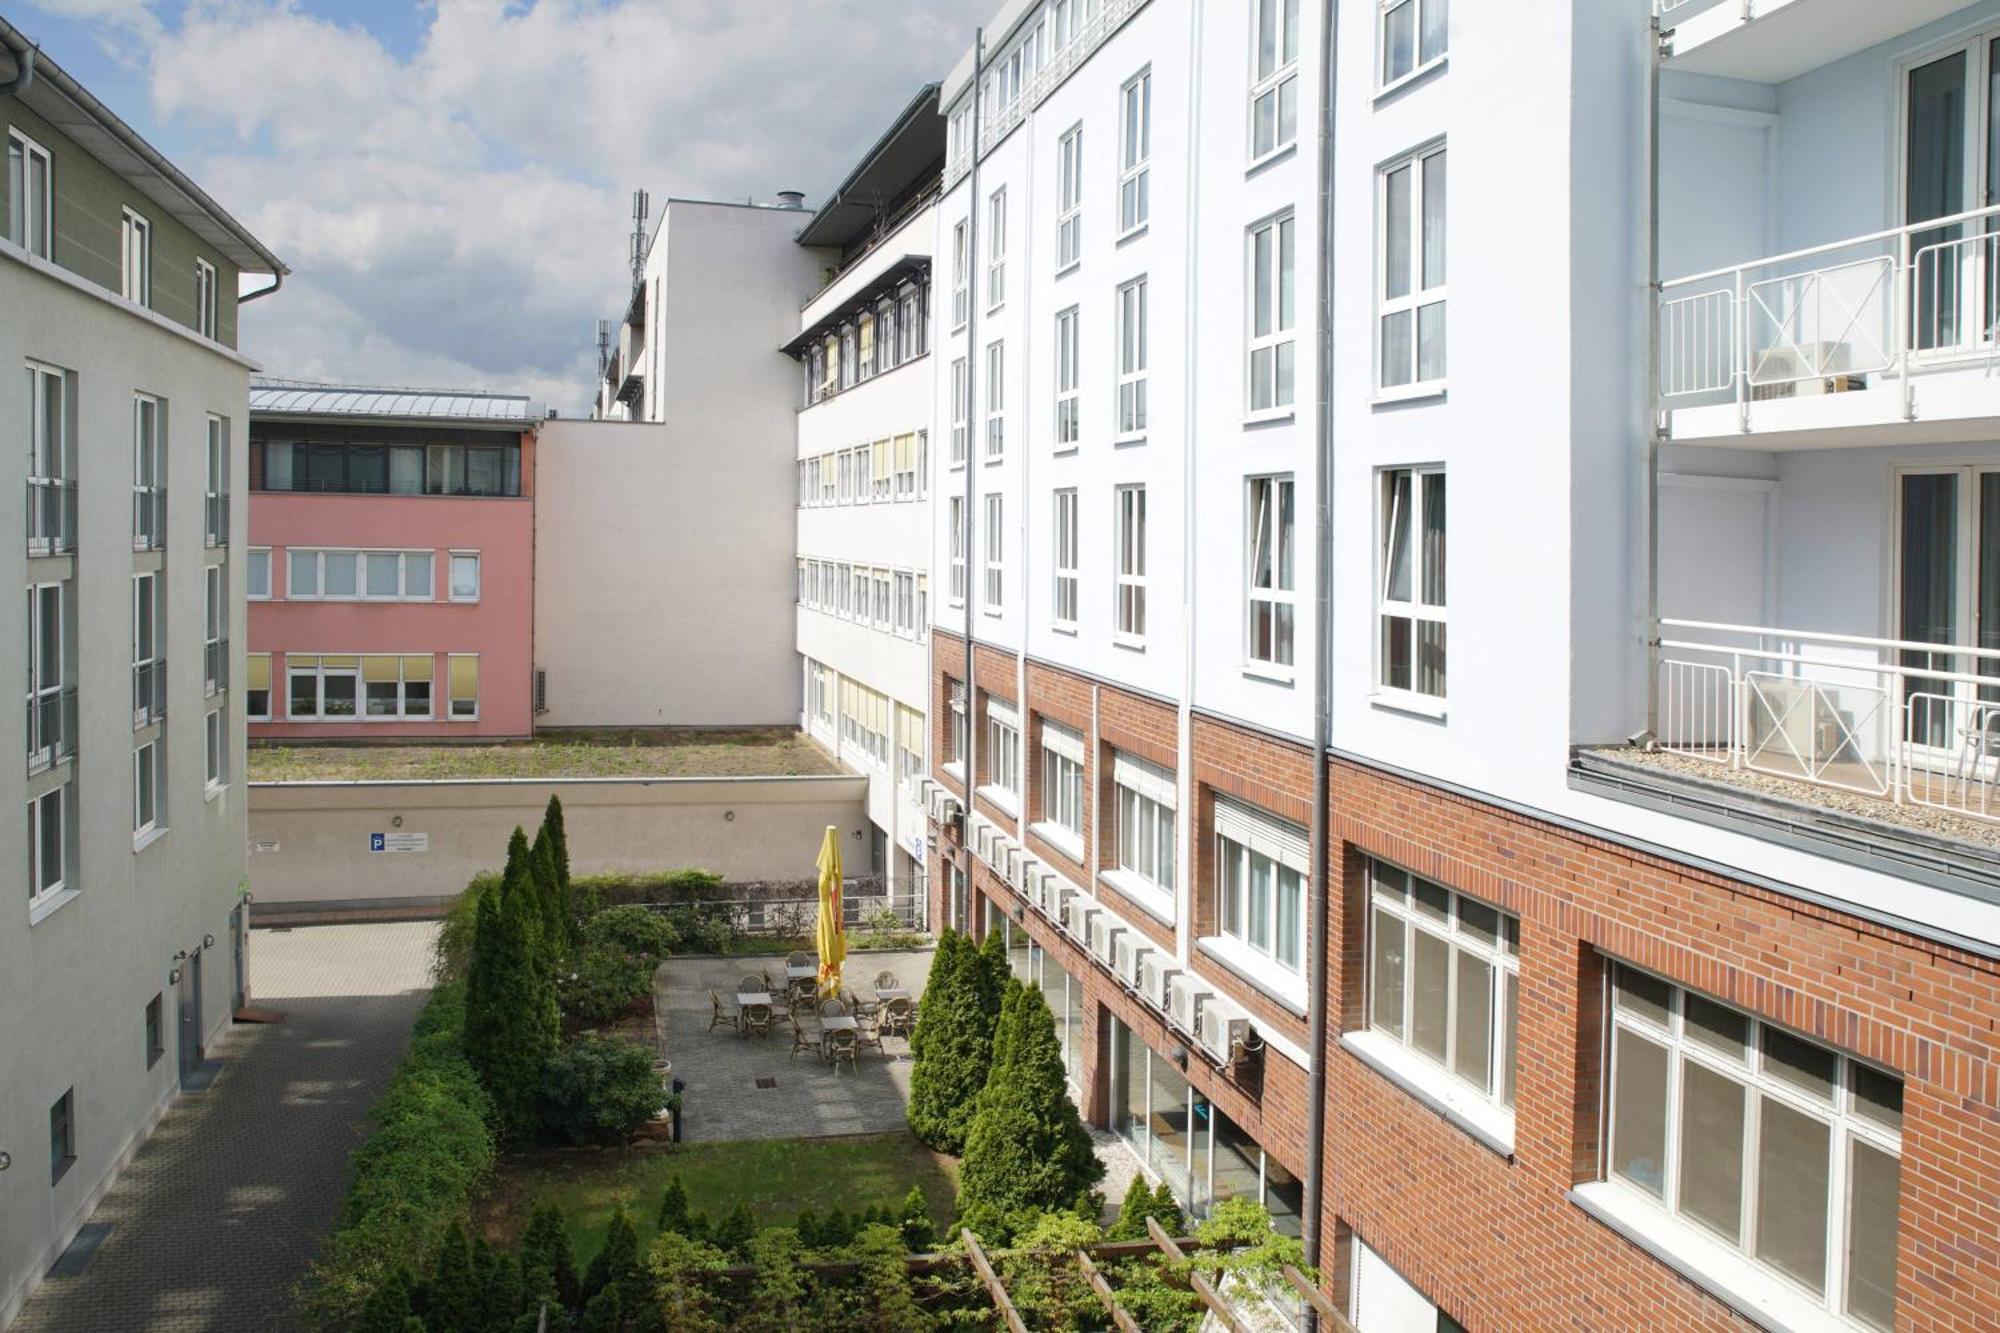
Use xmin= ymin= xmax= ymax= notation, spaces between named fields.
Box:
xmin=629 ymin=189 xmax=651 ymax=292
xmin=595 ymin=318 xmax=610 ymax=378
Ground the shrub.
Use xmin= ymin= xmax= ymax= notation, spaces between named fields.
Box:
xmin=464 ymin=835 xmax=560 ymax=1141
xmin=897 ymin=1185 xmax=936 ymax=1252
xmin=647 ymin=1230 xmax=730 ymax=1333
xmin=907 ymin=929 xmax=1006 ymax=1153
xmin=738 ymin=1227 xmax=811 ymax=1333
xmin=557 ymin=944 xmax=655 ymax=1025
xmin=582 ymin=904 xmax=680 ymax=960
xmin=1107 ymin=1176 xmax=1185 ymax=1241
xmin=1000 ymin=1211 xmax=1104 ymax=1330
xmin=433 ymin=872 xmax=499 ymax=984
xmin=519 ymin=1202 xmax=579 ymax=1313
xmin=537 ymin=1034 xmax=666 ymax=1146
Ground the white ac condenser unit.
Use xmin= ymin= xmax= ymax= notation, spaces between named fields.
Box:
xmin=1065 ymin=896 xmax=1100 ymax=943
xmin=1089 ymin=914 xmax=1125 ymax=969
xmin=1167 ymin=974 xmax=1213 ymax=1036
xmin=1114 ymin=935 xmax=1154 ymax=990
xmin=1197 ymin=996 xmax=1251 ymax=1064
xmin=1139 ymin=955 xmax=1181 ymax=1012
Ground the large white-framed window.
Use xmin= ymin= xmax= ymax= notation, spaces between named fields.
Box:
xmin=121 ymin=206 xmax=152 ymax=306
xmin=1247 ymin=213 xmax=1297 ymax=415
xmin=7 ymin=127 xmax=53 ymax=258
xmin=1600 ymin=965 xmax=1902 ymax=1332
xmin=947 ymin=679 xmax=969 ymax=775
xmin=948 ymin=496 xmax=967 ymax=604
xmin=1247 ymin=475 xmax=1296 ymax=672
xmin=983 ymin=697 xmax=1022 ymax=810
xmin=287 ymin=549 xmax=435 ymax=602
xmin=132 ymin=394 xmax=165 ymax=551
xmin=951 ymin=219 xmax=970 ymax=329
xmin=984 ymin=492 xmax=1005 ymax=612
xmin=1115 ymin=483 xmax=1147 ymax=642
xmin=25 ymin=359 xmax=74 ymax=556
xmin=28 ymin=783 xmax=68 ymax=911
xmin=1366 ymin=859 xmax=1518 ymax=1109
xmin=203 ymin=564 xmax=226 ymax=697
xmin=287 ymin=654 xmax=359 ymax=719
xmin=1119 ymin=70 xmax=1152 ymax=236
xmin=246 ymin=653 xmax=272 ymax=722
xmin=894 ymin=570 xmax=917 ymax=636
xmin=195 ymin=257 xmax=218 ymax=340
xmin=447 ymin=654 xmax=480 ymax=720
xmin=204 ymin=705 xmax=228 ymax=791
xmin=1377 ymin=466 xmax=1446 ymax=700
xmin=1381 ymin=0 xmax=1448 ymax=90
xmin=1053 ymin=488 xmax=1080 ymax=630
xmin=987 ymin=188 xmax=1007 ymax=311
xmin=841 ymin=679 xmax=891 ymax=770
xmin=1057 ymin=124 xmax=1084 ymax=271
xmin=895 ymin=432 xmax=921 ymax=499
xmin=871 ymin=438 xmax=893 ymax=502
xmin=950 ymin=357 xmax=969 ymax=466
xmin=1214 ymin=799 xmax=1308 ymax=975
xmin=1379 ymin=143 xmax=1447 ymax=393
xmin=26 ymin=581 xmax=69 ymax=773
xmin=1116 ymin=277 xmax=1148 ymax=439
xmin=985 ymin=341 xmax=1006 ymax=461
xmin=247 ymin=548 xmax=272 ymax=600
xmin=1037 ymin=719 xmax=1085 ymax=858
xmin=449 ymin=551 xmax=481 ymax=603
xmin=1110 ymin=752 xmax=1176 ymax=908
xmin=204 ymin=414 xmax=229 ymax=547
xmin=132 ymin=572 xmax=163 ymax=728
xmin=1250 ymin=0 xmax=1301 ymax=163
xmin=132 ymin=738 xmax=163 ymax=839
xmin=897 ymin=706 xmax=927 ymax=791
xmin=1055 ymin=307 xmax=1081 ymax=450
xmin=363 ymin=654 xmax=435 ymax=719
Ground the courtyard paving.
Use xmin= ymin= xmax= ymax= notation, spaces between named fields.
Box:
xmin=11 ymin=922 xmax=439 ymax=1333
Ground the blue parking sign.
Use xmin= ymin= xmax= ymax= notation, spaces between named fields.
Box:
xmin=370 ymin=833 xmax=385 ymax=852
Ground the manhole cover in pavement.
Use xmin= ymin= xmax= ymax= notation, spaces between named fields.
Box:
xmin=755 ymin=1077 xmax=778 ymax=1090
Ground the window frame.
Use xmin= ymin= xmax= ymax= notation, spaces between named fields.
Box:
xmin=1111 ymin=752 xmax=1177 ymax=907
xmin=984 ymin=698 xmax=1023 ymax=809
xmin=245 ymin=653 xmax=272 ymax=722
xmin=948 ymin=496 xmax=967 ymax=606
xmin=448 ymin=550 xmax=482 ymax=603
xmin=132 ymin=394 xmax=165 ymax=552
xmin=121 ymin=206 xmax=152 ymax=306
xmin=132 ymin=737 xmax=163 ymax=840
xmin=987 ymin=187 xmax=1007 ymax=311
xmin=195 ymin=257 xmax=219 ymax=340
xmin=1375 ymin=465 xmax=1447 ymax=703
xmin=1053 ymin=488 xmax=1080 ymax=631
xmin=1377 ymin=142 xmax=1448 ymax=395
xmin=7 ymin=127 xmax=53 ymax=259
xmin=447 ymin=653 xmax=480 ymax=720
xmin=951 ymin=219 xmax=970 ymax=329
xmin=1038 ymin=720 xmax=1086 ymax=854
xmin=1246 ymin=474 xmax=1297 ymax=675
xmin=1116 ymin=277 xmax=1148 ymax=441
xmin=204 ymin=414 xmax=229 ymax=548
xmin=28 ymin=783 xmax=67 ymax=910
xmin=203 ymin=563 xmax=226 ymax=697
xmin=204 ymin=704 xmax=228 ymax=791
xmin=1057 ymin=123 xmax=1084 ymax=271
xmin=984 ymin=492 xmax=1005 ymax=613
xmin=1247 ymin=212 xmax=1298 ymax=418
xmin=985 ymin=340 xmax=1006 ymax=461
xmin=1119 ymin=69 xmax=1152 ymax=237
xmin=132 ymin=571 xmax=163 ymax=729
xmin=1055 ymin=306 xmax=1081 ymax=450
xmin=26 ymin=580 xmax=67 ymax=774
xmin=1379 ymin=0 xmax=1449 ymax=93
xmin=950 ymin=357 xmax=969 ymax=466
xmin=1213 ymin=800 xmax=1309 ymax=975
xmin=1115 ymin=483 xmax=1147 ymax=644
xmin=1249 ymin=0 xmax=1302 ymax=165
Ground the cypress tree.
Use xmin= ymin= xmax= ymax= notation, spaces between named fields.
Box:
xmin=896 ymin=1185 xmax=935 ymax=1252
xmin=423 ymin=1221 xmax=478 ymax=1333
xmin=711 ymin=1201 xmax=757 ymax=1257
xmin=906 ymin=928 xmax=960 ymax=1062
xmin=465 ymin=837 xmax=558 ymax=1141
xmin=519 ymin=1203 xmax=579 ymax=1311
xmin=656 ymin=1176 xmax=691 ymax=1235
xmin=906 ymin=927 xmax=1006 ymax=1152
xmin=529 ymin=826 xmax=566 ymax=970
xmin=956 ymin=985 xmax=1104 ymax=1243
xmin=472 ymin=1235 xmax=521 ymax=1331
xmin=849 ymin=1223 xmax=927 ymax=1333
xmin=581 ymin=1205 xmax=638 ymax=1304
xmin=738 ymin=1227 xmax=810 ymax=1333
xmin=577 ymin=1284 xmax=621 ymax=1333
xmin=356 ymin=1269 xmax=414 ymax=1333
xmin=1149 ymin=1180 xmax=1186 ymax=1237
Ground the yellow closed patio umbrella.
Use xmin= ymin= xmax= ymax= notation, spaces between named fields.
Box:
xmin=815 ymin=825 xmax=847 ymax=997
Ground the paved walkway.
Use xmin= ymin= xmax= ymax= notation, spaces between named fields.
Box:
xmin=12 ymin=922 xmax=438 ymax=1333
xmin=658 ymin=949 xmax=934 ymax=1143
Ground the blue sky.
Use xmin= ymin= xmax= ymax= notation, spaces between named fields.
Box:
xmin=12 ymin=0 xmax=988 ymax=413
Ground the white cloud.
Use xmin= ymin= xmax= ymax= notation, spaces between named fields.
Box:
xmin=51 ymin=0 xmax=991 ymax=414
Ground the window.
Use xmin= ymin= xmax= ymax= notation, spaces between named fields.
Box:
xmin=247 ymin=548 xmax=271 ymax=600
xmin=132 ymin=573 xmax=163 ymax=727
xmin=122 ymin=207 xmax=152 ymax=304
xmin=1251 ymin=0 xmax=1302 ymax=160
xmin=895 ymin=571 xmax=917 ymax=635
xmin=133 ymin=739 xmax=163 ymax=838
xmin=1117 ymin=278 xmax=1148 ymax=438
xmin=1248 ymin=214 xmax=1297 ymax=413
xmin=448 ymin=654 xmax=479 ymax=719
xmin=872 ymin=568 xmax=892 ymax=628
xmin=204 ymin=415 xmax=229 ymax=547
xmin=950 ymin=357 xmax=969 ymax=465
xmin=49 ymin=1089 xmax=74 ymax=1185
xmin=1113 ymin=752 xmax=1176 ymax=898
xmin=1367 ymin=860 xmax=1518 ymax=1107
xmin=146 ymin=994 xmax=165 ymax=1068
xmin=1116 ymin=484 xmax=1147 ymax=641
xmin=856 ymin=312 xmax=876 ymax=382
xmin=28 ymin=784 xmax=66 ymax=909
xmin=1055 ymin=307 xmax=1080 ymax=448
xmin=897 ymin=707 xmax=926 ymax=789
xmin=132 ymin=394 xmax=165 ymax=551
xmin=25 ymin=360 xmax=73 ymax=555
xmin=818 ymin=453 xmax=837 ymax=505
xmin=894 ymin=432 xmax=920 ymax=498
xmin=1215 ymin=800 xmax=1307 ymax=973
xmin=257 ymin=440 xmax=518 ymax=497
xmin=1379 ymin=144 xmax=1447 ymax=391
xmin=287 ymin=654 xmax=358 ymax=719
xmin=1039 ymin=721 xmax=1085 ymax=852
xmin=1120 ymin=71 xmax=1152 ymax=235
xmin=1053 ymin=489 xmax=1080 ymax=629
xmin=204 ymin=706 xmax=227 ymax=789
xmin=204 ymin=564 xmax=226 ymax=696
xmin=26 ymin=581 xmax=69 ymax=773
xmin=985 ymin=341 xmax=1006 ymax=460
xmin=948 ymin=681 xmax=969 ymax=773
xmin=287 ymin=549 xmax=435 ymax=602
xmin=449 ymin=551 xmax=481 ymax=602
xmin=195 ymin=258 xmax=219 ymax=339
xmin=985 ymin=699 xmax=1022 ymax=805
xmin=425 ymin=443 xmax=514 ymax=496
xmin=917 ymin=574 xmax=929 ymax=639
xmin=806 ymin=661 xmax=834 ymax=727
xmin=1377 ymin=467 xmax=1446 ymax=699
xmin=361 ymin=654 xmax=435 ymax=719
xmin=1605 ymin=965 xmax=1902 ymax=1330
xmin=841 ymin=679 xmax=891 ymax=769
xmin=246 ymin=653 xmax=271 ymax=721
xmin=7 ymin=128 xmax=53 ymax=258
xmin=984 ymin=493 xmax=1005 ymax=611
xmin=952 ymin=220 xmax=970 ymax=328
xmin=1382 ymin=0 xmax=1448 ymax=88
xmin=1057 ymin=125 xmax=1083 ymax=270
xmin=1247 ymin=476 xmax=1296 ymax=670
xmin=987 ymin=188 xmax=1007 ymax=310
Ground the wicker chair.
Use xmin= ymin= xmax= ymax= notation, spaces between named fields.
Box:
xmin=856 ymin=1009 xmax=885 ymax=1055
xmin=707 ymin=990 xmax=737 ymax=1033
xmin=875 ymin=969 xmax=901 ymax=991
xmin=817 ymin=997 xmax=849 ymax=1020
xmin=825 ymin=1024 xmax=859 ymax=1075
xmin=737 ymin=973 xmax=766 ymax=996
xmin=788 ymin=1009 xmax=817 ymax=1060
xmin=742 ymin=1001 xmax=773 ymax=1039
xmin=786 ymin=950 xmax=814 ymax=970
xmin=880 ymin=995 xmax=915 ymax=1038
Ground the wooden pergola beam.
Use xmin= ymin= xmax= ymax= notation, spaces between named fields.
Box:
xmin=1074 ymin=1247 xmax=1143 ymax=1333
xmin=962 ymin=1228 xmax=1029 ymax=1333
xmin=1146 ymin=1217 xmax=1250 ymax=1333
xmin=1284 ymin=1264 xmax=1361 ymax=1333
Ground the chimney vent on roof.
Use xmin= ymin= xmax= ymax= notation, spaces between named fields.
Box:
xmin=774 ymin=190 xmax=807 ymax=211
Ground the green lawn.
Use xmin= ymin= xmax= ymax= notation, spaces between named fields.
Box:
xmin=248 ymin=729 xmax=838 ymax=782
xmin=475 ymin=1132 xmax=958 ymax=1262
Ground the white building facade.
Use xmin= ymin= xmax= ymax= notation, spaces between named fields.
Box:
xmin=790 ymin=90 xmax=942 ymax=913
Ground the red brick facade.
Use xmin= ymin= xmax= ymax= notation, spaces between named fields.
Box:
xmin=929 ymin=632 xmax=2000 ymax=1331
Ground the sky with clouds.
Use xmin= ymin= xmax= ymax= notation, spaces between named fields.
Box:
xmin=13 ymin=0 xmax=991 ymax=413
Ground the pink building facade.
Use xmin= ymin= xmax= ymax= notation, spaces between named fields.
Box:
xmin=245 ymin=384 xmax=539 ymax=741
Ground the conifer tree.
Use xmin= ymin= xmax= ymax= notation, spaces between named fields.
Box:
xmin=529 ymin=825 xmax=567 ymax=969
xmin=472 ymin=1235 xmax=521 ymax=1331
xmin=906 ymin=927 xmax=1007 ymax=1153
xmin=581 ymin=1205 xmax=638 ymax=1305
xmin=737 ymin=1227 xmax=810 ymax=1333
xmin=896 ymin=1185 xmax=936 ymax=1252
xmin=464 ymin=831 xmax=558 ymax=1140
xmin=422 ymin=1221 xmax=478 ymax=1333
xmin=519 ymin=1203 xmax=579 ymax=1311
xmin=711 ymin=1201 xmax=757 ymax=1258
xmin=848 ymin=1223 xmax=927 ymax=1333
xmin=656 ymin=1176 xmax=691 ymax=1235
xmin=356 ymin=1269 xmax=414 ymax=1333
xmin=906 ymin=928 xmax=961 ymax=1063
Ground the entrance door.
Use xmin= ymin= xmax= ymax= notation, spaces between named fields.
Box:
xmin=177 ymin=949 xmax=204 ymax=1089
xmin=1907 ymin=48 xmax=1972 ymax=350
xmin=1898 ymin=468 xmax=2000 ymax=746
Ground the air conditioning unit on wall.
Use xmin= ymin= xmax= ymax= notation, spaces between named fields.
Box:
xmin=1140 ymin=955 xmax=1181 ymax=1012
xmin=1012 ymin=852 xmax=1036 ymax=894
xmin=1064 ymin=896 xmax=1100 ymax=943
xmin=1046 ymin=879 xmax=1076 ymax=925
xmin=1114 ymin=935 xmax=1154 ymax=990
xmin=1167 ymin=974 xmax=1213 ymax=1036
xmin=1089 ymin=914 xmax=1124 ymax=969
xmin=1197 ymin=997 xmax=1250 ymax=1065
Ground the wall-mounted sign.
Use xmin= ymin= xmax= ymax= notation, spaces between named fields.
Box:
xmin=369 ymin=832 xmax=429 ymax=854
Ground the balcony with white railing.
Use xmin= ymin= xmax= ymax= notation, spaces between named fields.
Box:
xmin=26 ymin=476 xmax=75 ymax=556
xmin=26 ymin=686 xmax=76 ymax=776
xmin=1659 ymin=203 xmax=2000 ymax=450
xmin=1659 ymin=0 xmax=1975 ymax=85
xmin=132 ymin=484 xmax=166 ymax=552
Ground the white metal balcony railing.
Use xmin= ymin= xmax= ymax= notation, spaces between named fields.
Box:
xmin=133 ymin=659 xmax=166 ymax=729
xmin=1659 ymin=202 xmax=2000 ymax=422
xmin=26 ymin=476 xmax=76 ymax=555
xmin=26 ymin=686 xmax=76 ymax=776
xmin=132 ymin=485 xmax=166 ymax=552
xmin=204 ymin=638 xmax=229 ymax=698
xmin=1655 ymin=618 xmax=2000 ymax=825
xmin=204 ymin=491 xmax=228 ymax=548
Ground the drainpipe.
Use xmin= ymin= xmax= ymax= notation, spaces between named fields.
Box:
xmin=960 ymin=29 xmax=985 ymax=931
xmin=1641 ymin=13 xmax=1663 ymax=745
xmin=0 ymin=32 xmax=35 ymax=97
xmin=1302 ymin=0 xmax=1340 ymax=1316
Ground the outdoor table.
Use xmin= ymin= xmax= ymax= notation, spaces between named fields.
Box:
xmin=737 ymin=993 xmax=773 ymax=1038
xmin=819 ymin=1014 xmax=857 ymax=1057
xmin=876 ymin=987 xmax=911 ymax=1003
xmin=785 ymin=963 xmax=817 ymax=982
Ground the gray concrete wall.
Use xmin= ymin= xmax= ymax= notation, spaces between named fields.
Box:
xmin=246 ymin=774 xmax=870 ymax=914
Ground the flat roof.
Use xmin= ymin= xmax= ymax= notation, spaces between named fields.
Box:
xmin=249 ymin=378 xmax=543 ymax=425
xmin=794 ymin=84 xmax=944 ymax=250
